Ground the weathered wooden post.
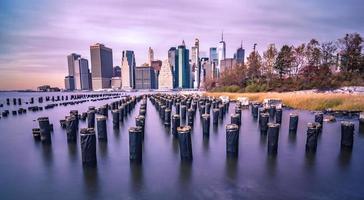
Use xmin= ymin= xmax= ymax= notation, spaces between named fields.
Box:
xmin=177 ymin=126 xmax=193 ymax=161
xmin=96 ymin=116 xmax=107 ymax=140
xmin=267 ymin=123 xmax=280 ymax=155
xmin=80 ymin=128 xmax=97 ymax=167
xmin=341 ymin=121 xmax=354 ymax=149
xmin=226 ymin=124 xmax=239 ymax=157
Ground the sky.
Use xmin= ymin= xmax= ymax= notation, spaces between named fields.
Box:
xmin=0 ymin=0 xmax=363 ymax=90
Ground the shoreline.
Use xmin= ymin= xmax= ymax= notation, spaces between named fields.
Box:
xmin=205 ymin=92 xmax=364 ymax=111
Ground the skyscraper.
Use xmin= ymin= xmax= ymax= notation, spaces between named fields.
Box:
xmin=151 ymin=60 xmax=162 ymax=89
xmin=66 ymin=53 xmax=80 ymax=90
xmin=64 ymin=76 xmax=75 ymax=91
xmin=90 ymin=43 xmax=113 ymax=90
xmin=158 ymin=60 xmax=173 ymax=89
xmin=191 ymin=38 xmax=200 ymax=89
xmin=135 ymin=66 xmax=156 ymax=89
xmin=234 ymin=42 xmax=245 ymax=64
xmin=209 ymin=47 xmax=218 ymax=78
xmin=121 ymin=50 xmax=136 ymax=90
xmin=67 ymin=53 xmax=81 ymax=77
xmin=74 ymin=58 xmax=92 ymax=90
xmin=217 ymin=32 xmax=226 ymax=77
xmin=168 ymin=47 xmax=178 ymax=88
xmin=200 ymin=57 xmax=210 ymax=86
xmin=178 ymin=40 xmax=190 ymax=88
xmin=148 ymin=47 xmax=154 ymax=66
xmin=113 ymin=66 xmax=121 ymax=77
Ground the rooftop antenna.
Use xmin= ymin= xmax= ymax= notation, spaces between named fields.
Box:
xmin=221 ymin=31 xmax=224 ymax=41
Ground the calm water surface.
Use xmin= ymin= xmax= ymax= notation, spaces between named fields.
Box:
xmin=0 ymin=92 xmax=363 ymax=200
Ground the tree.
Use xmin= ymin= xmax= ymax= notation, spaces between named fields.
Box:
xmin=246 ymin=51 xmax=262 ymax=80
xmin=306 ymin=39 xmax=321 ymax=67
xmin=262 ymin=44 xmax=278 ymax=77
xmin=338 ymin=33 xmax=363 ymax=73
xmin=320 ymin=41 xmax=337 ymax=67
xmin=274 ymin=45 xmax=294 ymax=79
xmin=292 ymin=43 xmax=306 ymax=77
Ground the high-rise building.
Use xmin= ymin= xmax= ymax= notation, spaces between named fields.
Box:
xmin=64 ymin=76 xmax=75 ymax=91
xmin=200 ymin=57 xmax=209 ymax=87
xmin=113 ymin=66 xmax=121 ymax=77
xmin=191 ymin=38 xmax=200 ymax=89
xmin=168 ymin=47 xmax=179 ymax=88
xmin=90 ymin=43 xmax=113 ymax=90
xmin=234 ymin=42 xmax=245 ymax=64
xmin=121 ymin=50 xmax=136 ymax=90
xmin=217 ymin=32 xmax=226 ymax=77
xmin=74 ymin=58 xmax=92 ymax=90
xmin=148 ymin=47 xmax=154 ymax=66
xmin=151 ymin=60 xmax=162 ymax=89
xmin=67 ymin=53 xmax=81 ymax=77
xmin=220 ymin=58 xmax=236 ymax=72
xmin=135 ymin=66 xmax=156 ymax=89
xmin=66 ymin=53 xmax=80 ymax=90
xmin=178 ymin=40 xmax=190 ymax=88
xmin=159 ymin=60 xmax=173 ymax=89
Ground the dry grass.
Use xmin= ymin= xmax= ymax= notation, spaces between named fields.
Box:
xmin=204 ymin=92 xmax=364 ymax=111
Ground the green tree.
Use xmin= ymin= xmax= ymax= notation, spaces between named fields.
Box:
xmin=274 ymin=45 xmax=294 ymax=79
xmin=338 ymin=33 xmax=363 ymax=73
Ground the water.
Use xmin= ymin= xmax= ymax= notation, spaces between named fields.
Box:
xmin=0 ymin=92 xmax=363 ymax=200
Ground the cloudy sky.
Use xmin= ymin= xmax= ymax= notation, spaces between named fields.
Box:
xmin=0 ymin=0 xmax=363 ymax=90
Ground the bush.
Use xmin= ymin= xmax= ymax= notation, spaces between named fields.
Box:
xmin=245 ymin=83 xmax=268 ymax=92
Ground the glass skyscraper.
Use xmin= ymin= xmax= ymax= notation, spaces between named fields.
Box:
xmin=90 ymin=43 xmax=113 ymax=90
xmin=168 ymin=47 xmax=179 ymax=88
xmin=178 ymin=41 xmax=190 ymax=88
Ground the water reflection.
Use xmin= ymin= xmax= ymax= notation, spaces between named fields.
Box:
xmin=130 ymin=163 xmax=144 ymax=192
xmin=260 ymin=133 xmax=267 ymax=148
xmin=83 ymin=167 xmax=99 ymax=200
xmin=179 ymin=161 xmax=192 ymax=186
xmin=225 ymin=157 xmax=238 ymax=180
xmin=304 ymin=152 xmax=316 ymax=171
xmin=98 ymin=141 xmax=108 ymax=159
xmin=266 ymin=154 xmax=277 ymax=177
xmin=288 ymin=133 xmax=297 ymax=146
xmin=202 ymin=135 xmax=209 ymax=154
xmin=67 ymin=142 xmax=78 ymax=162
xmin=41 ymin=144 xmax=53 ymax=167
xmin=338 ymin=147 xmax=352 ymax=169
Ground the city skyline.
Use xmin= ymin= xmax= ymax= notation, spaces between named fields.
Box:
xmin=0 ymin=0 xmax=363 ymax=90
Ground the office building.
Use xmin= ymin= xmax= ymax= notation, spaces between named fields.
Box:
xmin=111 ymin=77 xmax=121 ymax=89
xmin=148 ymin=47 xmax=154 ymax=66
xmin=200 ymin=57 xmax=209 ymax=85
xmin=159 ymin=60 xmax=173 ymax=89
xmin=217 ymin=33 xmax=226 ymax=77
xmin=151 ymin=60 xmax=162 ymax=89
xmin=64 ymin=76 xmax=75 ymax=91
xmin=67 ymin=53 xmax=81 ymax=76
xmin=74 ymin=58 xmax=91 ymax=90
xmin=135 ymin=66 xmax=156 ymax=89
xmin=90 ymin=43 xmax=113 ymax=90
xmin=234 ymin=42 xmax=245 ymax=64
xmin=191 ymin=38 xmax=200 ymax=89
xmin=178 ymin=40 xmax=190 ymax=88
xmin=121 ymin=50 xmax=136 ymax=90
xmin=168 ymin=47 xmax=179 ymax=88
xmin=220 ymin=58 xmax=236 ymax=72
xmin=113 ymin=66 xmax=121 ymax=77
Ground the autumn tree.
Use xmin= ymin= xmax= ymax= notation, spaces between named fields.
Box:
xmin=274 ymin=45 xmax=294 ymax=79
xmin=320 ymin=41 xmax=337 ymax=67
xmin=306 ymin=39 xmax=321 ymax=67
xmin=262 ymin=44 xmax=278 ymax=78
xmin=291 ymin=43 xmax=305 ymax=77
xmin=246 ymin=51 xmax=262 ymax=80
xmin=338 ymin=33 xmax=363 ymax=73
